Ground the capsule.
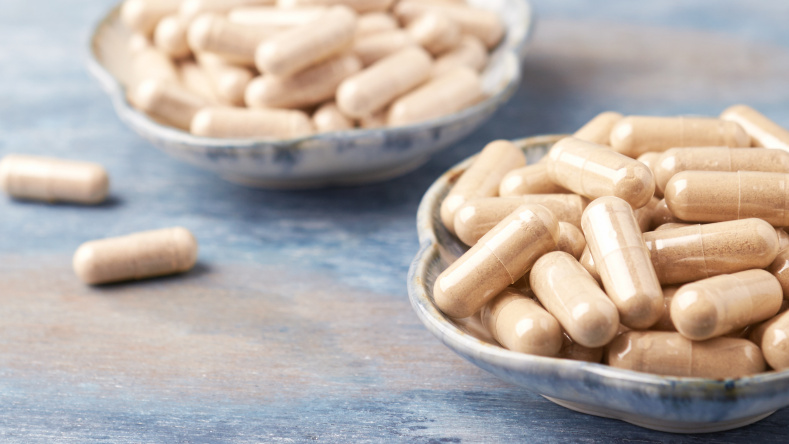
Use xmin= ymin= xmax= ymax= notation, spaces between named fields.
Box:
xmin=649 ymin=198 xmax=684 ymax=230
xmin=354 ymin=12 xmax=398 ymax=37
xmin=654 ymin=222 xmax=692 ymax=232
xmin=432 ymin=35 xmax=488 ymax=78
xmin=607 ymin=331 xmax=765 ymax=378
xmin=0 ymin=155 xmax=109 ymax=205
xmin=481 ymin=288 xmax=563 ymax=356
xmin=547 ymin=137 xmax=656 ymax=209
xmin=582 ymin=196 xmax=664 ymax=329
xmin=609 ymin=116 xmax=751 ymax=158
xmin=129 ymin=46 xmax=179 ymax=88
xmin=499 ymin=163 xmax=569 ymax=197
xmin=579 ymin=246 xmax=601 ymax=285
xmin=73 ymin=227 xmax=199 ymax=285
xmin=352 ymin=30 xmax=414 ymax=67
xmin=633 ymin=196 xmax=660 ymax=232
xmin=312 ymin=102 xmax=354 ymax=132
xmin=572 ymin=111 xmax=624 ymax=146
xmin=178 ymin=61 xmax=222 ymax=104
xmin=188 ymin=13 xmax=279 ymax=66
xmin=337 ymin=46 xmax=433 ymax=119
xmin=195 ymin=53 xmax=254 ymax=107
xmin=556 ymin=332 xmax=604 ymax=363
xmin=530 ymin=252 xmax=619 ymax=348
xmin=721 ymin=104 xmax=789 ymax=151
xmin=665 ymin=171 xmax=789 ymax=226
xmin=671 ymin=270 xmax=782 ymax=341
xmin=180 ymin=0 xmax=276 ymax=22
xmin=128 ymin=79 xmax=208 ymax=131
xmin=407 ymin=12 xmax=461 ymax=56
xmin=121 ymin=0 xmax=181 ymax=36
xmin=635 ymin=152 xmax=663 ymax=198
xmin=393 ymin=1 xmax=504 ymax=48
xmin=277 ymin=0 xmax=394 ymax=13
xmin=227 ymin=6 xmax=326 ymax=27
xmin=769 ymin=248 xmax=789 ymax=300
xmin=191 ymin=107 xmax=314 ymax=139
xmin=153 ymin=15 xmax=191 ymax=59
xmin=387 ymin=67 xmax=482 ymax=127
xmin=643 ymin=219 xmax=780 ymax=285
xmin=655 ymin=147 xmax=789 ymax=193
xmin=245 ymin=53 xmax=361 ymax=109
xmin=433 ymin=204 xmax=560 ymax=319
xmin=749 ymin=311 xmax=789 ymax=370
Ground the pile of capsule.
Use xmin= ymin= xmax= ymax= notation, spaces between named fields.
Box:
xmin=119 ymin=0 xmax=502 ymax=138
xmin=435 ymin=104 xmax=789 ymax=379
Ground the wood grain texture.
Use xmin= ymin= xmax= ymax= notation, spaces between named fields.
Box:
xmin=2 ymin=0 xmax=789 ymax=442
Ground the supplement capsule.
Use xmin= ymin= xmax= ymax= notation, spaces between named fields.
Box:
xmin=633 ymin=196 xmax=660 ymax=232
xmin=547 ymin=137 xmax=656 ymax=209
xmin=121 ymin=0 xmax=181 ymax=36
xmin=73 ymin=227 xmax=199 ymax=285
xmin=129 ymin=79 xmax=209 ymax=131
xmin=573 ymin=111 xmax=624 ymax=146
xmin=255 ymin=6 xmax=357 ymax=77
xmin=579 ymin=246 xmax=601 ymax=285
xmin=227 ymin=6 xmax=326 ymax=27
xmin=352 ymin=30 xmax=414 ymax=67
xmin=671 ymin=270 xmax=782 ymax=341
xmin=196 ymin=53 xmax=254 ymax=107
xmin=654 ymin=222 xmax=692 ymax=232
xmin=312 ymin=102 xmax=354 ymax=132
xmin=655 ymin=147 xmax=789 ymax=193
xmin=0 ymin=155 xmax=109 ymax=205
xmin=481 ymin=288 xmax=563 ymax=356
xmin=643 ymin=219 xmax=780 ymax=285
xmin=749 ymin=311 xmax=789 ymax=371
xmin=665 ymin=171 xmax=789 ymax=226
xmin=582 ymin=196 xmax=664 ymax=329
xmin=649 ymin=198 xmax=684 ymax=231
xmin=434 ymin=204 xmax=560 ymax=319
xmin=191 ymin=107 xmax=314 ymax=139
xmin=180 ymin=0 xmax=275 ymax=22
xmin=337 ymin=46 xmax=433 ymax=119
xmin=354 ymin=12 xmax=398 ymax=37
xmin=652 ymin=285 xmax=680 ymax=332
xmin=607 ymin=331 xmax=765 ymax=378
xmin=245 ymin=53 xmax=361 ymax=109
xmin=499 ymin=163 xmax=569 ymax=197
xmin=179 ymin=61 xmax=222 ymax=104
xmin=387 ymin=67 xmax=482 ymax=127
xmin=769 ymin=248 xmax=789 ymax=300
xmin=432 ymin=35 xmax=488 ymax=78
xmin=721 ymin=104 xmax=789 ymax=151
xmin=556 ymin=332 xmax=604 ymax=363
xmin=188 ymin=13 xmax=279 ymax=66
xmin=277 ymin=0 xmax=395 ymax=13
xmin=530 ymin=251 xmax=620 ymax=348
xmin=609 ymin=116 xmax=751 ymax=158
xmin=394 ymin=1 xmax=504 ymax=48
xmin=407 ymin=12 xmax=461 ymax=56
xmin=154 ymin=15 xmax=191 ymax=59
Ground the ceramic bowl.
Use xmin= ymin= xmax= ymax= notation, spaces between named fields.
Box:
xmin=86 ymin=0 xmax=533 ymax=189
xmin=406 ymin=134 xmax=789 ymax=433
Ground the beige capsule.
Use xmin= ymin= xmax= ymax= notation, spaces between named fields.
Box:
xmin=129 ymin=46 xmax=179 ymax=88
xmin=407 ymin=12 xmax=461 ymax=56
xmin=610 ymin=116 xmax=751 ymax=158
xmin=246 ymin=53 xmax=361 ymax=109
xmin=432 ymin=34 xmax=488 ymax=78
xmin=191 ymin=107 xmax=314 ymax=139
xmin=440 ymin=140 xmax=525 ymax=234
xmin=721 ymin=104 xmax=789 ymax=151
xmin=556 ymin=331 xmax=604 ymax=363
xmin=499 ymin=163 xmax=570 ymax=197
xmin=636 ymin=152 xmax=663 ymax=198
xmin=671 ymin=270 xmax=782 ymax=341
xmin=277 ymin=0 xmax=395 ymax=13
xmin=154 ymin=15 xmax=191 ymax=59
xmin=354 ymin=12 xmax=398 ymax=37
xmin=121 ymin=0 xmax=181 ymax=36
xmin=654 ymin=222 xmax=692 ymax=231
xmin=255 ymin=6 xmax=357 ymax=77
xmin=665 ymin=171 xmax=789 ymax=226
xmin=633 ymin=196 xmax=660 ymax=232
xmin=387 ymin=67 xmax=482 ymax=127
xmin=749 ymin=310 xmax=789 ymax=370
xmin=578 ymin=246 xmax=600 ymax=285
xmin=188 ymin=13 xmax=279 ymax=66
xmin=178 ymin=61 xmax=222 ymax=104
xmin=227 ymin=6 xmax=326 ymax=27
xmin=573 ymin=111 xmax=624 ymax=146
xmin=313 ymin=102 xmax=354 ymax=132
xmin=394 ymin=1 xmax=504 ymax=49
xmin=0 ymin=155 xmax=109 ymax=205
xmin=128 ymin=79 xmax=209 ymax=131
xmin=454 ymin=194 xmax=589 ymax=245
xmin=336 ymin=46 xmax=433 ymax=119
xmin=547 ymin=137 xmax=656 ymax=209
xmin=481 ymin=288 xmax=563 ymax=356
xmin=649 ymin=198 xmax=684 ymax=231
xmin=643 ymin=219 xmax=779 ymax=285
xmin=196 ymin=53 xmax=255 ymax=107
xmin=652 ymin=285 xmax=680 ymax=332
xmin=180 ymin=0 xmax=275 ymax=22
xmin=655 ymin=147 xmax=789 ymax=193
xmin=73 ymin=227 xmax=199 ymax=285
xmin=607 ymin=331 xmax=765 ymax=378
xmin=530 ymin=251 xmax=620 ymax=348
xmin=353 ymin=30 xmax=415 ymax=67
xmin=582 ymin=196 xmax=664 ymax=329
xmin=769 ymin=248 xmax=789 ymax=300
xmin=433 ymin=204 xmax=560 ymax=319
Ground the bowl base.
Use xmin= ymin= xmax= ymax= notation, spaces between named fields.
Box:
xmin=543 ymin=396 xmax=775 ymax=434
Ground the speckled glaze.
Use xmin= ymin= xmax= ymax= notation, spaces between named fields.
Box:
xmin=407 ymin=134 xmax=789 ymax=433
xmin=86 ymin=0 xmax=532 ymax=189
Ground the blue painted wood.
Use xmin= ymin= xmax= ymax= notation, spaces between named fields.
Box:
xmin=2 ymin=0 xmax=789 ymax=442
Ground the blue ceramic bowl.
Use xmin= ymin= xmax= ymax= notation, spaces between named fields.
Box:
xmin=86 ymin=0 xmax=533 ymax=189
xmin=406 ymin=134 xmax=789 ymax=433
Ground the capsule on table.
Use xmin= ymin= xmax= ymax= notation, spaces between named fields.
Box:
xmin=607 ymin=331 xmax=765 ymax=378
xmin=582 ymin=196 xmax=664 ymax=329
xmin=352 ymin=30 xmax=414 ymax=67
xmin=481 ymin=288 xmax=563 ymax=356
xmin=354 ymin=12 xmax=398 ymax=37
xmin=121 ymin=0 xmax=181 ymax=36
xmin=433 ymin=204 xmax=560 ymax=319
xmin=246 ymin=53 xmax=361 ymax=109
xmin=499 ymin=163 xmax=569 ymax=197
xmin=312 ymin=102 xmax=354 ymax=132
xmin=750 ymin=311 xmax=789 ymax=370
xmin=769 ymin=248 xmax=789 ymax=300
xmin=387 ymin=67 xmax=482 ymax=127
xmin=432 ymin=35 xmax=488 ymax=78
xmin=188 ymin=13 xmax=279 ymax=66
xmin=547 ymin=137 xmax=655 ymax=209
xmin=665 ymin=171 xmax=789 ymax=226
xmin=609 ymin=116 xmax=751 ymax=158
xmin=556 ymin=332 xmax=604 ymax=363
xmin=154 ymin=15 xmax=191 ymax=59
xmin=643 ymin=219 xmax=779 ymax=285
xmin=179 ymin=0 xmax=276 ymax=22
xmin=227 ymin=6 xmax=326 ymax=27
xmin=530 ymin=251 xmax=619 ymax=348
xmin=573 ymin=111 xmax=624 ymax=146
xmin=337 ymin=46 xmax=433 ymax=119
xmin=649 ymin=198 xmax=684 ymax=231
xmin=407 ymin=12 xmax=461 ymax=56
xmin=721 ymin=104 xmax=789 ymax=151
xmin=128 ymin=79 xmax=209 ymax=130
xmin=190 ymin=106 xmax=314 ymax=139
xmin=454 ymin=194 xmax=588 ymax=245
xmin=393 ymin=1 xmax=504 ymax=48
xmin=578 ymin=246 xmax=600 ymax=285
xmin=277 ymin=0 xmax=394 ymax=13
xmin=0 ymin=155 xmax=109 ymax=205
xmin=195 ymin=53 xmax=254 ymax=107
xmin=73 ymin=227 xmax=199 ymax=285
xmin=439 ymin=140 xmax=525 ymax=234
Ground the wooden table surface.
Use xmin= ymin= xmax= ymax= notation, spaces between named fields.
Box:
xmin=2 ymin=0 xmax=789 ymax=442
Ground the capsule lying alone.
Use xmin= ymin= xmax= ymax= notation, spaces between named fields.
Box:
xmin=0 ymin=155 xmax=109 ymax=205
xmin=73 ymin=227 xmax=199 ymax=285
xmin=572 ymin=111 xmax=624 ymax=146
xmin=499 ymin=163 xmax=570 ymax=197
xmin=547 ymin=137 xmax=655 ymax=209
xmin=607 ymin=331 xmax=765 ymax=378
xmin=670 ymin=270 xmax=782 ymax=341
xmin=481 ymin=288 xmax=563 ymax=357
xmin=665 ymin=171 xmax=789 ymax=226
xmin=387 ymin=67 xmax=481 ymax=127
xmin=749 ymin=310 xmax=789 ymax=371
xmin=433 ymin=204 xmax=560 ymax=319
xmin=721 ymin=104 xmax=789 ymax=151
